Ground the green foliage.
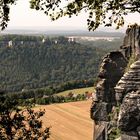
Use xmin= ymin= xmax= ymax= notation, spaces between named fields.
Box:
xmin=56 ymin=87 xmax=94 ymax=96
xmin=35 ymin=93 xmax=87 ymax=105
xmin=108 ymin=127 xmax=121 ymax=140
xmin=8 ymin=87 xmax=89 ymax=106
xmin=0 ymin=0 xmax=16 ymax=30
xmin=29 ymin=0 xmax=140 ymax=31
xmin=108 ymin=106 xmax=120 ymax=121
xmin=0 ymin=35 xmax=116 ymax=93
xmin=1 ymin=0 xmax=140 ymax=30
xmin=77 ymin=38 xmax=122 ymax=51
xmin=0 ymin=93 xmax=50 ymax=140
xmin=8 ymin=90 xmax=87 ymax=106
xmin=5 ymin=81 xmax=95 ymax=103
xmin=125 ymin=53 xmax=137 ymax=72
xmin=108 ymin=105 xmax=121 ymax=140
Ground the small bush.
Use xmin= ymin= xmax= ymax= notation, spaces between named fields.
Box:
xmin=108 ymin=127 xmax=121 ymax=140
xmin=125 ymin=54 xmax=137 ymax=72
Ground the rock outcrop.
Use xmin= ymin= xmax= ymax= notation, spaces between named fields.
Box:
xmin=121 ymin=24 xmax=140 ymax=59
xmin=115 ymin=60 xmax=140 ymax=103
xmin=91 ymin=24 xmax=140 ymax=140
xmin=115 ymin=60 xmax=140 ymax=139
xmin=91 ymin=51 xmax=127 ymax=122
xmin=118 ymin=90 xmax=140 ymax=132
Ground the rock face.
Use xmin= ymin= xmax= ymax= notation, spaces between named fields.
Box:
xmin=91 ymin=24 xmax=140 ymax=140
xmin=115 ymin=60 xmax=140 ymax=139
xmin=91 ymin=51 xmax=127 ymax=122
xmin=118 ymin=90 xmax=140 ymax=132
xmin=97 ymin=51 xmax=127 ymax=103
xmin=121 ymin=24 xmax=140 ymax=59
xmin=115 ymin=60 xmax=140 ymax=103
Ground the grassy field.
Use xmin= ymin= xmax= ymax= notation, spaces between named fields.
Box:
xmin=35 ymin=100 xmax=94 ymax=140
xmin=56 ymin=87 xmax=95 ymax=96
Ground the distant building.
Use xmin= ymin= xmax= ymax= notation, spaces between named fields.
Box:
xmin=54 ymin=40 xmax=58 ymax=44
xmin=43 ymin=95 xmax=49 ymax=98
xmin=21 ymin=88 xmax=26 ymax=92
xmin=21 ymin=41 xmax=24 ymax=45
xmin=8 ymin=40 xmax=13 ymax=48
xmin=42 ymin=38 xmax=46 ymax=43
xmin=73 ymin=93 xmax=78 ymax=98
xmin=68 ymin=37 xmax=75 ymax=42
xmin=85 ymin=92 xmax=93 ymax=99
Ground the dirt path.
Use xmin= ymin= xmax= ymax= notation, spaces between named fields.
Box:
xmin=35 ymin=100 xmax=93 ymax=140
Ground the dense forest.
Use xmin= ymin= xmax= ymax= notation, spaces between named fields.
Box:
xmin=0 ymin=35 xmax=122 ymax=93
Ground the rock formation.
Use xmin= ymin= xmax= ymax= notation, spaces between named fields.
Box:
xmin=121 ymin=24 xmax=140 ymax=59
xmin=91 ymin=24 xmax=140 ymax=140
xmin=115 ymin=60 xmax=140 ymax=103
xmin=91 ymin=51 xmax=127 ymax=122
xmin=115 ymin=60 xmax=140 ymax=139
xmin=118 ymin=90 xmax=140 ymax=139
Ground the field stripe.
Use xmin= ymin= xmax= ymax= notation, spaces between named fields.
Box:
xmin=36 ymin=100 xmax=93 ymax=140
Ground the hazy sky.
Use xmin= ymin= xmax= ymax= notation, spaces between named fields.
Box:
xmin=8 ymin=0 xmax=88 ymax=29
xmin=7 ymin=0 xmax=140 ymax=31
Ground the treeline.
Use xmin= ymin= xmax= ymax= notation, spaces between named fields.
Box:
xmin=77 ymin=38 xmax=122 ymax=51
xmin=0 ymin=35 xmax=120 ymax=93
xmin=18 ymin=94 xmax=87 ymax=106
xmin=6 ymin=79 xmax=94 ymax=100
xmin=3 ymin=81 xmax=92 ymax=106
xmin=0 ymin=35 xmax=69 ymax=48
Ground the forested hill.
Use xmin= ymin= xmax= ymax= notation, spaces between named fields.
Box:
xmin=0 ymin=35 xmax=121 ymax=92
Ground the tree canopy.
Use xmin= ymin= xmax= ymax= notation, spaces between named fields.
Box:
xmin=0 ymin=0 xmax=140 ymax=30
xmin=1 ymin=35 xmax=119 ymax=92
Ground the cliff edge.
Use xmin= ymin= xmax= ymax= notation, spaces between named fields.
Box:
xmin=91 ymin=24 xmax=140 ymax=140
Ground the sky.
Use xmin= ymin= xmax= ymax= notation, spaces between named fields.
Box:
xmin=8 ymin=0 xmax=88 ymax=29
xmin=6 ymin=0 xmax=140 ymax=31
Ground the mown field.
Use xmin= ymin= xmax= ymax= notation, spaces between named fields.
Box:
xmin=56 ymin=87 xmax=95 ymax=96
xmin=35 ymin=100 xmax=94 ymax=140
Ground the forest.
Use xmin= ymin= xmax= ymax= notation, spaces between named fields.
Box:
xmin=0 ymin=35 xmax=122 ymax=93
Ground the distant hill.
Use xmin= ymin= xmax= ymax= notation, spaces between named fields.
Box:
xmin=0 ymin=35 xmax=121 ymax=92
xmin=2 ymin=27 xmax=124 ymax=37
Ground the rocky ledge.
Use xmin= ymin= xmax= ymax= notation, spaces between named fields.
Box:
xmin=115 ymin=60 xmax=140 ymax=103
xmin=91 ymin=51 xmax=127 ymax=122
xmin=91 ymin=24 xmax=140 ymax=140
xmin=115 ymin=60 xmax=140 ymax=139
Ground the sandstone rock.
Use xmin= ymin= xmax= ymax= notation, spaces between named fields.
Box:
xmin=97 ymin=51 xmax=127 ymax=103
xmin=115 ymin=60 xmax=140 ymax=103
xmin=137 ymin=126 xmax=140 ymax=138
xmin=91 ymin=102 xmax=112 ymax=121
xmin=115 ymin=60 xmax=140 ymax=139
xmin=91 ymin=51 xmax=127 ymax=122
xmin=120 ymin=131 xmax=139 ymax=140
xmin=91 ymin=25 xmax=140 ymax=140
xmin=121 ymin=24 xmax=140 ymax=59
xmin=118 ymin=90 xmax=140 ymax=131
